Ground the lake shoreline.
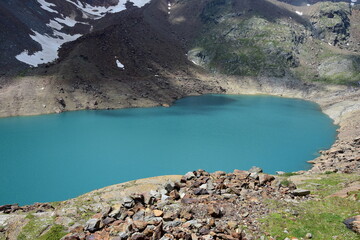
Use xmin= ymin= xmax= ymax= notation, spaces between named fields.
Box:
xmin=1 ymin=74 xmax=359 ymax=174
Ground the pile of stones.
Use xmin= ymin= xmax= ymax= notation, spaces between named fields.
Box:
xmin=61 ymin=168 xmax=311 ymax=240
xmin=310 ymin=137 xmax=360 ymax=173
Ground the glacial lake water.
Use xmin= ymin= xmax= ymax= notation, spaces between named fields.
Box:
xmin=0 ymin=94 xmax=337 ymax=205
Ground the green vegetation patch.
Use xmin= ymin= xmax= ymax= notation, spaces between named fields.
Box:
xmin=262 ymin=198 xmax=359 ymax=239
xmin=192 ymin=0 xmax=301 ymax=77
xmin=298 ymin=173 xmax=360 ymax=198
xmin=37 ymin=225 xmax=67 ymax=240
xmin=261 ymin=173 xmax=360 ymax=239
xmin=17 ymin=214 xmax=66 ymax=240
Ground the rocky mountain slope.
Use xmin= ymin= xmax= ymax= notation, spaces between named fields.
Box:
xmin=0 ymin=0 xmax=359 ymax=119
xmin=0 ymin=0 xmax=150 ymax=75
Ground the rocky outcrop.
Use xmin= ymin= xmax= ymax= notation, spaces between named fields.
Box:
xmin=309 ymin=137 xmax=360 ymax=173
xmin=60 ymin=169 xmax=311 ymax=240
xmin=310 ymin=2 xmax=351 ymax=47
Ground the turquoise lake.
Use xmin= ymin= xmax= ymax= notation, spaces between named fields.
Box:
xmin=0 ymin=94 xmax=338 ymax=205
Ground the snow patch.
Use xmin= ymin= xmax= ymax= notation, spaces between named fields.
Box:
xmin=37 ymin=0 xmax=58 ymax=13
xmin=65 ymin=0 xmax=151 ymax=19
xmin=46 ymin=20 xmax=63 ymax=30
xmin=191 ymin=60 xmax=199 ymax=65
xmin=295 ymin=11 xmax=303 ymax=16
xmin=54 ymin=17 xmax=79 ymax=27
xmin=16 ymin=30 xmax=81 ymax=67
xmin=168 ymin=2 xmax=171 ymax=14
xmin=116 ymin=60 xmax=124 ymax=69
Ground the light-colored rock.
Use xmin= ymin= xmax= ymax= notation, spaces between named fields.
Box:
xmin=85 ymin=218 xmax=101 ymax=232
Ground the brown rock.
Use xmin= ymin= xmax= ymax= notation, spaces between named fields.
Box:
xmin=163 ymin=210 xmax=179 ymax=221
xmin=169 ymin=190 xmax=180 ymax=200
xmin=227 ymin=221 xmax=238 ymax=229
xmin=133 ymin=221 xmax=148 ymax=231
xmin=152 ymin=222 xmax=163 ymax=239
xmin=153 ymin=209 xmax=163 ymax=217
xmin=233 ymin=169 xmax=250 ymax=179
xmin=180 ymin=209 xmax=193 ymax=220
xmin=259 ymin=174 xmax=275 ymax=185
xmin=207 ymin=205 xmax=222 ymax=218
xmin=193 ymin=188 xmax=208 ymax=195
xmin=130 ymin=232 xmax=145 ymax=240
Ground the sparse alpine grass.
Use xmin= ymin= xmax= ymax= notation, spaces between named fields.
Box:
xmin=261 ymin=173 xmax=360 ymax=239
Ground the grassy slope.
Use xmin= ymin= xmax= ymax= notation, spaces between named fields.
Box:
xmin=261 ymin=173 xmax=360 ymax=239
xmin=189 ymin=0 xmax=360 ymax=85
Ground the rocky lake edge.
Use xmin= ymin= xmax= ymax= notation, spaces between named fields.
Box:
xmin=0 ymin=74 xmax=359 ymax=239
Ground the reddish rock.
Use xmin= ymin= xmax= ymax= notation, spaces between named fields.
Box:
xmin=133 ymin=221 xmax=148 ymax=231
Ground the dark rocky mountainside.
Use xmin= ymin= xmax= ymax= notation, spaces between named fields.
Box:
xmin=0 ymin=0 xmax=359 ymax=121
xmin=0 ymin=0 xmax=146 ymax=75
xmin=1 ymin=0 xmax=359 ymax=85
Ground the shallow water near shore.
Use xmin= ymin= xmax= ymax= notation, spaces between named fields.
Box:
xmin=0 ymin=94 xmax=337 ymax=205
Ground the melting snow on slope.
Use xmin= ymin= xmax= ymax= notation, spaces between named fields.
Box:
xmin=116 ymin=60 xmax=125 ymax=69
xmin=37 ymin=0 xmax=58 ymax=13
xmin=46 ymin=20 xmax=63 ymax=30
xmin=65 ymin=0 xmax=151 ymax=19
xmin=16 ymin=30 xmax=81 ymax=67
xmin=295 ymin=11 xmax=303 ymax=16
xmin=54 ymin=16 xmax=79 ymax=27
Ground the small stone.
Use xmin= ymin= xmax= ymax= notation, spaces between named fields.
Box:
xmin=118 ymin=232 xmax=129 ymax=240
xmin=292 ymin=189 xmax=311 ymax=196
xmin=163 ymin=220 xmax=181 ymax=228
xmin=164 ymin=181 xmax=176 ymax=193
xmin=344 ymin=215 xmax=360 ymax=234
xmin=163 ymin=211 xmax=178 ymax=221
xmin=153 ymin=210 xmax=163 ymax=217
xmin=133 ymin=220 xmax=148 ymax=231
xmin=85 ymin=219 xmax=101 ymax=233
xmin=227 ymin=221 xmax=238 ymax=229
xmin=130 ymin=232 xmax=145 ymax=240
xmin=305 ymin=232 xmax=313 ymax=239
xmin=249 ymin=166 xmax=263 ymax=173
xmin=169 ymin=190 xmax=180 ymax=200
xmin=152 ymin=222 xmax=163 ymax=239
xmin=132 ymin=210 xmax=145 ymax=221
xmin=161 ymin=194 xmax=169 ymax=201
xmin=180 ymin=209 xmax=193 ymax=220
xmin=207 ymin=205 xmax=221 ymax=218
xmin=193 ymin=188 xmax=208 ymax=195
xmin=259 ymin=174 xmax=275 ymax=185
xmin=102 ymin=217 xmax=116 ymax=225
xmin=233 ymin=169 xmax=250 ymax=179
xmin=249 ymin=172 xmax=259 ymax=180
xmin=199 ymin=226 xmax=210 ymax=235
xmin=184 ymin=171 xmax=196 ymax=180
xmin=123 ymin=197 xmax=135 ymax=208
